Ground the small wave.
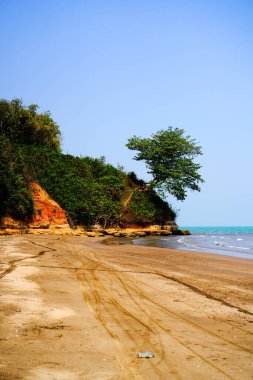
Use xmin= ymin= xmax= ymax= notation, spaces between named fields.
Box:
xmin=228 ymin=245 xmax=250 ymax=250
xmin=177 ymin=237 xmax=197 ymax=248
xmin=213 ymin=240 xmax=250 ymax=250
xmin=237 ymin=238 xmax=243 ymax=241
xmin=213 ymin=241 xmax=225 ymax=246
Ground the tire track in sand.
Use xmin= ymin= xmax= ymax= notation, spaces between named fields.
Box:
xmin=0 ymin=240 xmax=57 ymax=280
xmin=74 ymin=246 xmax=251 ymax=379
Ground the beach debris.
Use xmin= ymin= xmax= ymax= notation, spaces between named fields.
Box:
xmin=137 ymin=352 xmax=155 ymax=358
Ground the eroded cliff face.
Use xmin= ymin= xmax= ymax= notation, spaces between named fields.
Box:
xmin=30 ymin=182 xmax=68 ymax=228
xmin=0 ymin=182 xmax=70 ymax=231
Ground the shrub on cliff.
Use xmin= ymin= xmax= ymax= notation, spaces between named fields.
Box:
xmin=21 ymin=146 xmax=126 ymax=226
xmin=122 ymin=184 xmax=176 ymax=227
xmin=0 ymin=136 xmax=34 ymax=219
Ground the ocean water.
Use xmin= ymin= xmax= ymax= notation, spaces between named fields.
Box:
xmin=132 ymin=226 xmax=253 ymax=260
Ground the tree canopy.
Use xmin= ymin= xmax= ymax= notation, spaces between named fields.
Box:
xmin=0 ymin=98 xmax=61 ymax=151
xmin=126 ymin=127 xmax=204 ymax=201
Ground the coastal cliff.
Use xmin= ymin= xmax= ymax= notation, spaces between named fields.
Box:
xmin=0 ymin=182 xmax=186 ymax=236
xmin=0 ymin=99 xmax=179 ymax=234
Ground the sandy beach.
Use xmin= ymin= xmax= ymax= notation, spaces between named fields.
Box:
xmin=0 ymin=235 xmax=252 ymax=379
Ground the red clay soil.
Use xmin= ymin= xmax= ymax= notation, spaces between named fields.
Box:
xmin=0 ymin=183 xmax=70 ymax=231
xmin=30 ymin=182 xmax=68 ymax=228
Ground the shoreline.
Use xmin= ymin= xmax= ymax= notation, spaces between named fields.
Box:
xmin=103 ymin=234 xmax=253 ymax=261
xmin=0 ymin=235 xmax=252 ymax=379
xmin=1 ymin=225 xmax=252 ymax=260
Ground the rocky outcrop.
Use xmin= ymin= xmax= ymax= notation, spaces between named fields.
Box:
xmin=86 ymin=222 xmax=187 ymax=238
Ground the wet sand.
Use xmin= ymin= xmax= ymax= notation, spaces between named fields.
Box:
xmin=0 ymin=235 xmax=252 ymax=379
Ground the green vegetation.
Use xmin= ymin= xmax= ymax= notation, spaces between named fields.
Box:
xmin=0 ymin=135 xmax=34 ymax=219
xmin=127 ymin=190 xmax=176 ymax=226
xmin=126 ymin=127 xmax=204 ymax=201
xmin=0 ymin=99 xmax=176 ymax=227
xmin=0 ymin=98 xmax=61 ymax=152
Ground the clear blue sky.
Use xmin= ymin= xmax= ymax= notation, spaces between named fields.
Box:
xmin=1 ymin=0 xmax=252 ymax=226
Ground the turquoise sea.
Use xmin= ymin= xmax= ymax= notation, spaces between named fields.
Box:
xmin=132 ymin=226 xmax=253 ymax=259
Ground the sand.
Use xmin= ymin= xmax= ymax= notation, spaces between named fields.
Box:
xmin=0 ymin=235 xmax=252 ymax=379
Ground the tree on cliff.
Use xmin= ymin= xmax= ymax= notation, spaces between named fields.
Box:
xmin=126 ymin=127 xmax=204 ymax=201
xmin=0 ymin=98 xmax=61 ymax=151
